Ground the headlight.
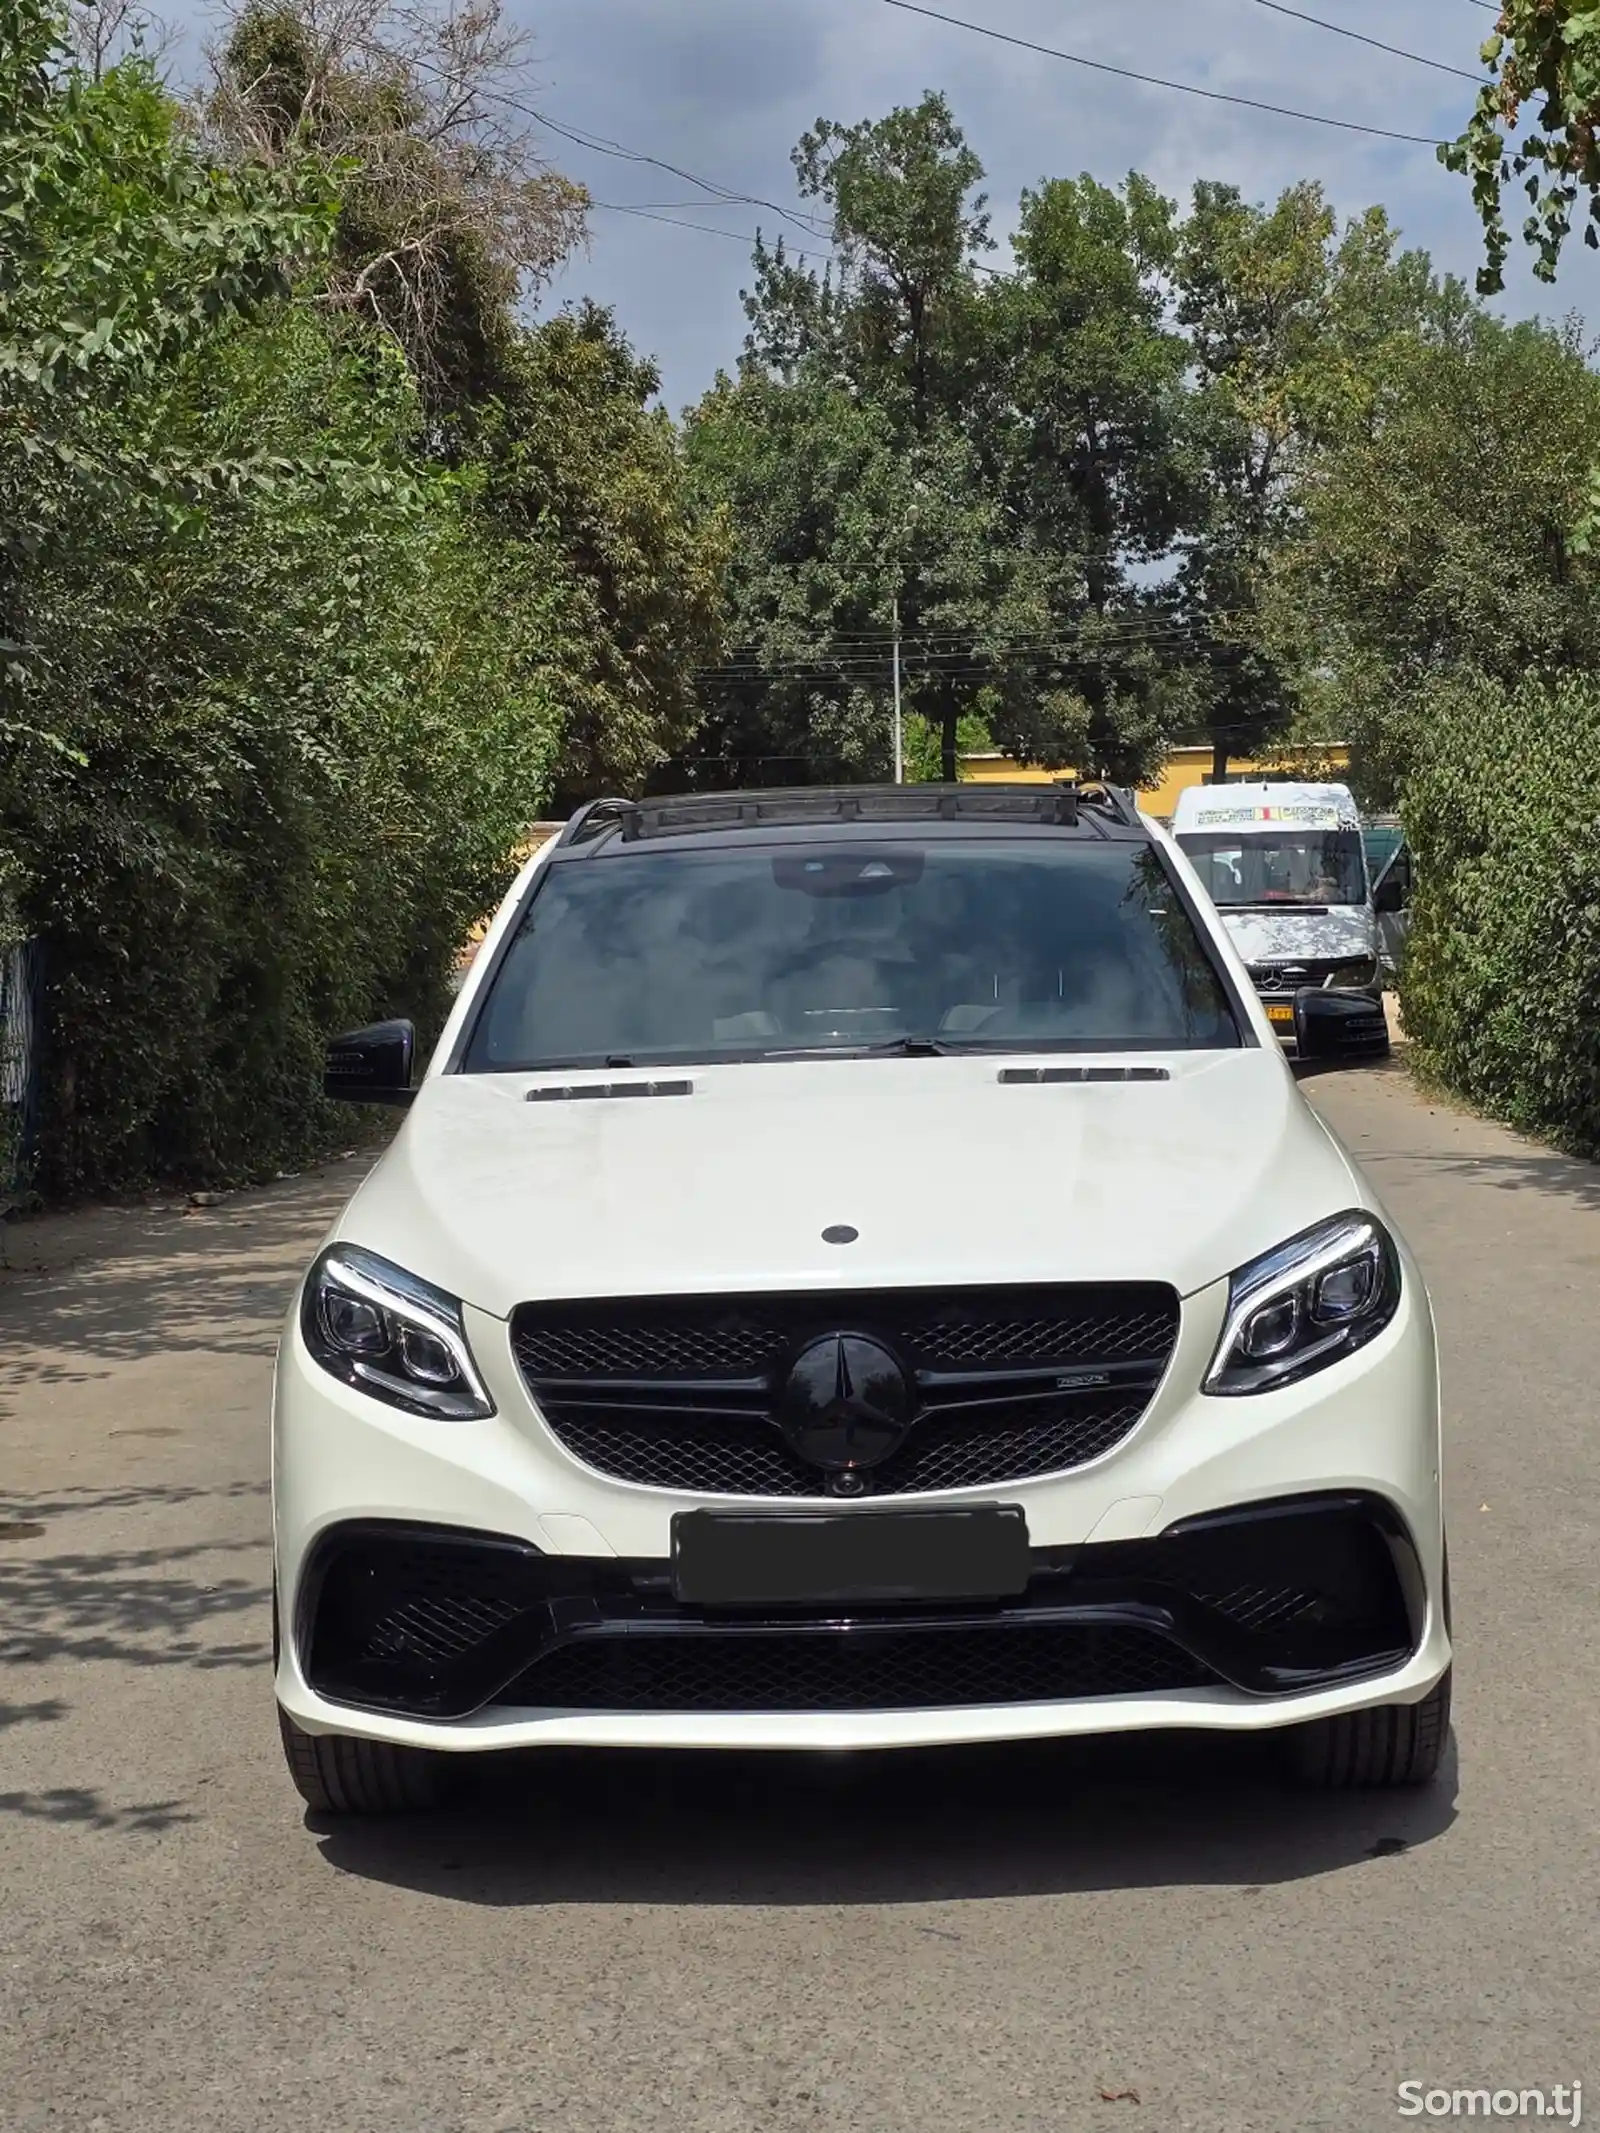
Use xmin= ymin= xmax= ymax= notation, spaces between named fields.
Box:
xmin=1203 ymin=1212 xmax=1401 ymax=1396
xmin=1323 ymin=958 xmax=1379 ymax=991
xmin=300 ymin=1245 xmax=494 ymax=1420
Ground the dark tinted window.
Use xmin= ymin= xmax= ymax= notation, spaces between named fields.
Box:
xmin=464 ymin=839 xmax=1240 ymax=1070
xmin=1177 ymin=828 xmax=1367 ymax=908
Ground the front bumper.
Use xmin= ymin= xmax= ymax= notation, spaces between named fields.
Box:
xmin=272 ymin=1261 xmax=1450 ymax=1752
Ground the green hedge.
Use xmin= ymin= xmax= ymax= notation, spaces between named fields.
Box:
xmin=1400 ymin=672 xmax=1600 ymax=1156
xmin=0 ymin=26 xmax=567 ymax=1201
xmin=11 ymin=317 xmax=563 ymax=1196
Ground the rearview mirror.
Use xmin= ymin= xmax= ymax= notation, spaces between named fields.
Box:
xmin=1293 ymin=989 xmax=1389 ymax=1061
xmin=324 ymin=1019 xmax=416 ymax=1107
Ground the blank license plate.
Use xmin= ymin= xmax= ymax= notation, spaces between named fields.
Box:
xmin=672 ymin=1506 xmax=1030 ymax=1608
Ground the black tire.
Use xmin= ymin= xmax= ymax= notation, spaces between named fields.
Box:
xmin=1282 ymin=1667 xmax=1452 ymax=1789
xmin=278 ymin=1706 xmax=450 ymax=1815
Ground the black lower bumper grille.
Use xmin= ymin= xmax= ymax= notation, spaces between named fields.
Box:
xmin=510 ymin=1284 xmax=1179 ymax=1498
xmin=508 ymin=1624 xmax=1211 ymax=1712
xmin=298 ymin=1494 xmax=1423 ymax=1721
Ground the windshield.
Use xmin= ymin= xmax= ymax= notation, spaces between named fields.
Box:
xmin=1176 ymin=828 xmax=1368 ymax=909
xmin=464 ymin=839 xmax=1241 ymax=1070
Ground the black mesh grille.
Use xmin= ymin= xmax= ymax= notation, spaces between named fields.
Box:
xmin=516 ymin=1318 xmax=776 ymax=1379
xmin=913 ymin=1307 xmax=1174 ymax=1371
xmin=1195 ymin=1584 xmax=1322 ymax=1635
xmin=506 ymin=1624 xmax=1213 ymax=1713
xmin=546 ymin=1396 xmax=1150 ymax=1498
xmin=511 ymin=1284 xmax=1179 ymax=1499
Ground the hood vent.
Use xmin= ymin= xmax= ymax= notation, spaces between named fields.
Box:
xmin=525 ymin=1079 xmax=694 ymax=1104
xmin=998 ymin=1065 xmax=1170 ymax=1086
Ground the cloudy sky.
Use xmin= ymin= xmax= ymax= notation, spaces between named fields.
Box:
xmin=180 ymin=0 xmax=1597 ymax=412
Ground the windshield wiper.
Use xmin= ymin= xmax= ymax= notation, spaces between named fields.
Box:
xmin=759 ymin=1034 xmax=976 ymax=1060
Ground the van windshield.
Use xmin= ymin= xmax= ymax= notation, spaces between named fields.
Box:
xmin=1176 ymin=828 xmax=1367 ymax=909
xmin=465 ymin=839 xmax=1243 ymax=1070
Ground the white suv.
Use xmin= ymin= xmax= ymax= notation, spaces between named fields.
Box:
xmin=273 ymin=785 xmax=1451 ymax=1815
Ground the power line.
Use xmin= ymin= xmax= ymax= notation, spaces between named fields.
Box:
xmin=590 ymin=200 xmax=830 ymax=257
xmin=693 ymin=632 xmax=1229 ymax=682
xmin=525 ymin=102 xmax=834 ymax=248
xmin=351 ymin=36 xmax=837 ymax=254
xmin=1239 ymin=0 xmax=1482 ymax=82
xmin=711 ymin=609 xmax=1259 ymax=651
xmin=881 ymin=0 xmax=1448 ymax=147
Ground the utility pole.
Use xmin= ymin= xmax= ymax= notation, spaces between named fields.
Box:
xmin=892 ymin=595 xmax=904 ymax=784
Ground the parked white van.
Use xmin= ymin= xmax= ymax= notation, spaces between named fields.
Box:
xmin=1171 ymin=782 xmax=1387 ymax=1055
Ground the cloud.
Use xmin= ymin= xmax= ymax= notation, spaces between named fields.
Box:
xmin=160 ymin=0 xmax=1599 ymax=409
xmin=529 ymin=0 xmax=1591 ymax=408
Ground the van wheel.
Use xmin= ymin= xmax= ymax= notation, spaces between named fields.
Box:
xmin=278 ymin=1707 xmax=450 ymax=1815
xmin=1281 ymin=1668 xmax=1451 ymax=1789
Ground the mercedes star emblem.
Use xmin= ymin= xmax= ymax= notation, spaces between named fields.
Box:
xmin=779 ymin=1332 xmax=913 ymax=1472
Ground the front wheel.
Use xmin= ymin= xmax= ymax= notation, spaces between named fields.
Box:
xmin=1281 ymin=1667 xmax=1451 ymax=1789
xmin=278 ymin=1707 xmax=451 ymax=1815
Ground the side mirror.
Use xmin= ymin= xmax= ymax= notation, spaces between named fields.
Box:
xmin=1373 ymin=871 xmax=1407 ymax=915
xmin=324 ymin=1019 xmax=416 ymax=1107
xmin=1293 ymin=988 xmax=1389 ymax=1061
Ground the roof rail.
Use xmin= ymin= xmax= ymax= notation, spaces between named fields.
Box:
xmin=553 ymin=797 xmax=642 ymax=849
xmin=549 ymin=782 xmax=1147 ymax=851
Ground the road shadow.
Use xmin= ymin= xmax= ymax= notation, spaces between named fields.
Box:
xmin=315 ymin=1727 xmax=1459 ymax=1907
xmin=0 ymin=1481 xmax=271 ymax=1673
xmin=1291 ymin=1053 xmax=1407 ymax=1088
xmin=0 ymin=1537 xmax=269 ymax=1672
xmin=0 ymin=1167 xmax=363 ymax=1418
xmin=1360 ymin=1146 xmax=1600 ymax=1218
xmin=0 ymin=1788 xmax=197 ymax=1834
xmin=1298 ymin=1052 xmax=1600 ymax=1217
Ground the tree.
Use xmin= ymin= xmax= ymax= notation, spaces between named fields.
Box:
xmin=0 ymin=6 xmax=567 ymax=1193
xmin=67 ymin=0 xmax=175 ymax=79
xmin=206 ymin=0 xmax=724 ymax=804
xmin=481 ymin=304 xmax=728 ymax=802
xmin=988 ymin=172 xmax=1193 ymax=781
xmin=789 ymin=91 xmax=992 ymax=439
xmin=205 ymin=0 xmax=588 ymax=419
xmin=1442 ymin=0 xmax=1600 ymax=294
xmin=0 ymin=0 xmax=335 ymax=779
xmin=1263 ymin=309 xmax=1600 ymax=801
xmin=1168 ymin=182 xmax=1441 ymax=781
xmin=687 ymin=106 xmax=1197 ymax=788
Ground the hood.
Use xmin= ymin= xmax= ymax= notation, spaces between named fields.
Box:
xmin=1219 ymin=906 xmax=1377 ymax=968
xmin=336 ymin=1051 xmax=1363 ymax=1317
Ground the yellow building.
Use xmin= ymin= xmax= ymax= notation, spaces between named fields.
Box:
xmin=960 ymin=742 xmax=1352 ymax=820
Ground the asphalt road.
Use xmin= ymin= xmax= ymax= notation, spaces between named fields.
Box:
xmin=3 ymin=1059 xmax=1596 ymax=2133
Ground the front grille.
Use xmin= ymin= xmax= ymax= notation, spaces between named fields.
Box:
xmin=1248 ymin=958 xmax=1372 ymax=993
xmin=547 ymin=1395 xmax=1150 ymax=1498
xmin=510 ymin=1285 xmax=1179 ymax=1499
xmin=504 ymin=1624 xmax=1213 ymax=1712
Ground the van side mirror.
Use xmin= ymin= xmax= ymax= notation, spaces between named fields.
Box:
xmin=324 ymin=1019 xmax=416 ymax=1107
xmin=1293 ymin=989 xmax=1389 ymax=1061
xmin=1374 ymin=870 xmax=1407 ymax=915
